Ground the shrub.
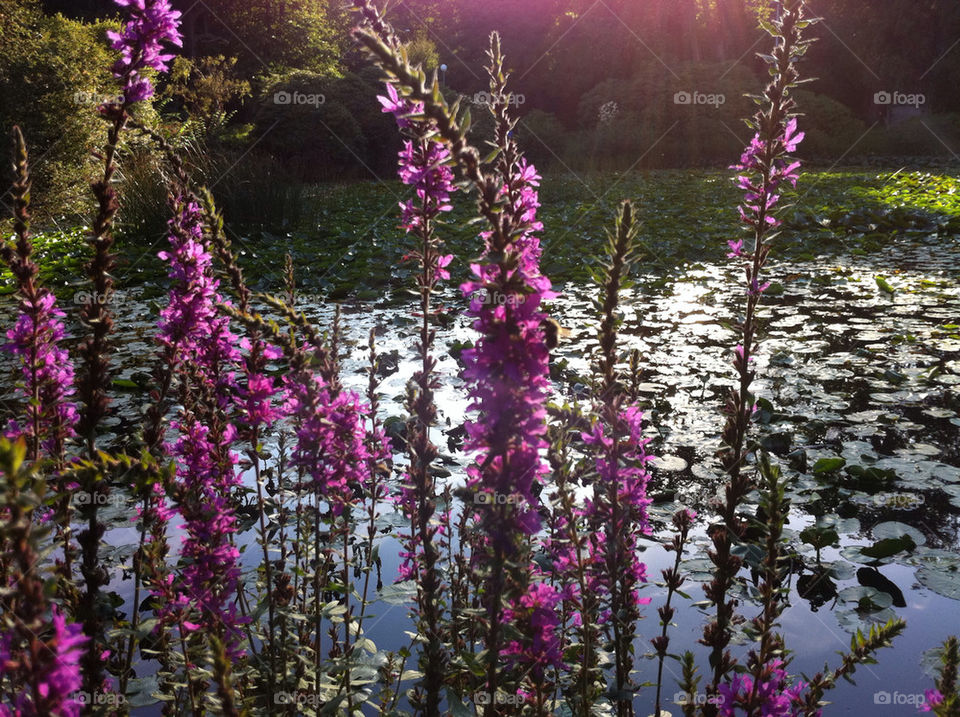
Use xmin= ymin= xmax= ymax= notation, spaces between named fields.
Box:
xmin=253 ymin=67 xmax=397 ymax=181
xmin=792 ymin=89 xmax=868 ymax=160
xmin=0 ymin=1 xmax=119 ymax=219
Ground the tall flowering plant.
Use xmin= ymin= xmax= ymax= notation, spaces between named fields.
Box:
xmin=459 ymin=46 xmax=556 ymax=705
xmin=353 ymin=13 xmax=559 ymax=705
xmin=72 ymin=0 xmax=183 ymax=696
xmin=581 ymin=200 xmax=653 ymax=715
xmin=0 ymin=439 xmax=87 ymax=717
xmin=1 ymin=131 xmax=79 ymax=464
xmin=702 ymin=0 xmax=810 ymax=699
xmin=0 ymin=128 xmax=80 ymax=602
xmin=140 ymin=193 xmax=247 ymax=712
xmin=380 ymin=79 xmax=456 ymax=714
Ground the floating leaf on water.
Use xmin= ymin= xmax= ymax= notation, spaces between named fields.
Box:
xmin=856 ymin=567 xmax=906 ymax=607
xmin=860 ymin=534 xmax=917 ymax=560
xmin=651 ymin=455 xmax=688 ymax=473
xmin=828 ymin=561 xmax=856 ymax=580
xmin=872 ymin=521 xmax=926 ymax=547
xmin=800 ymin=526 xmax=839 ymax=551
xmin=838 ymin=585 xmax=893 ymax=610
xmin=126 ymin=675 xmax=161 ymax=707
xmin=915 ymin=557 xmax=960 ymax=600
xmin=813 ymin=457 xmax=846 ymax=474
xmin=876 ymin=275 xmax=896 ymax=294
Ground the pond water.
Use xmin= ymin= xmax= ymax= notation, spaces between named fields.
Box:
xmin=3 ymin=231 xmax=958 ymax=714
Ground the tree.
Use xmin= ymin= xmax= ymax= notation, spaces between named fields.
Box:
xmin=174 ymin=0 xmax=345 ymax=76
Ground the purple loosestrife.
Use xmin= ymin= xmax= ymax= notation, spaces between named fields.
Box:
xmin=502 ymin=582 xmax=563 ymax=709
xmin=263 ymin=314 xmax=388 ymax=702
xmin=460 ymin=124 xmax=554 ymax=711
xmin=583 ymin=404 xmax=653 ymax=714
xmin=0 ymin=439 xmax=88 ymax=717
xmin=3 ymin=298 xmax=79 ymax=458
xmin=200 ymin=191 xmax=288 ymax=697
xmin=581 ymin=199 xmax=652 ymax=715
xmin=581 ymin=407 xmax=653 ymax=618
xmin=653 ymin=509 xmax=696 ymax=717
xmin=168 ymin=413 xmax=246 ymax=659
xmin=715 ymin=660 xmax=809 ymax=717
xmin=156 ymin=195 xmax=246 ymax=663
xmin=380 ymin=80 xmax=456 ymax=714
xmin=107 ymin=0 xmax=182 ymax=104
xmin=283 ymin=373 xmax=374 ymax=516
xmin=351 ymin=13 xmax=552 ymax=707
xmin=703 ymin=0 xmax=809 ymax=702
xmin=0 ymin=606 xmax=89 ymax=717
xmin=1 ymin=128 xmax=79 ymax=466
xmin=460 ymin=154 xmax=552 ymax=552
xmin=75 ymin=0 xmax=181 ymax=695
xmin=919 ymin=636 xmax=958 ymax=716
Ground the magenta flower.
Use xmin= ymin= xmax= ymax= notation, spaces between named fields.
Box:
xmin=283 ymin=374 xmax=377 ymax=515
xmin=167 ymin=417 xmax=246 ymax=658
xmin=107 ymin=0 xmax=183 ymax=104
xmin=236 ymin=337 xmax=284 ymax=430
xmin=380 ymin=83 xmax=457 ymax=236
xmin=158 ymin=198 xmax=241 ymax=387
xmin=716 ymin=659 xmax=814 ymax=717
xmin=727 ymin=239 xmax=745 ymax=258
xmin=733 ymin=119 xmax=805 ymax=232
xmin=460 ymin=160 xmax=554 ymax=553
xmin=921 ymin=689 xmax=944 ymax=712
xmin=502 ymin=582 xmax=563 ymax=681
xmin=0 ymin=605 xmax=88 ymax=717
xmin=156 ymin=195 xmax=245 ymax=658
xmin=581 ymin=405 xmax=653 ymax=616
xmin=2 ymin=289 xmax=79 ymax=458
xmin=378 ymin=83 xmax=424 ymax=128
xmin=379 ymin=82 xmax=458 ymax=588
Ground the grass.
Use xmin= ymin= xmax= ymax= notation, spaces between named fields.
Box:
xmin=3 ymin=166 xmax=960 ymax=302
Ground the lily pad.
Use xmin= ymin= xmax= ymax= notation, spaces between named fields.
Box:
xmin=838 ymin=585 xmax=893 ymax=610
xmin=872 ymin=521 xmax=926 ymax=547
xmin=915 ymin=555 xmax=960 ymax=600
xmin=812 ymin=457 xmax=846 ymax=474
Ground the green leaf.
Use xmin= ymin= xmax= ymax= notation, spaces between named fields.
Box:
xmin=860 ymin=535 xmax=916 ymax=560
xmin=813 ymin=457 xmax=846 ymax=474
xmin=875 ymin=276 xmax=896 ymax=294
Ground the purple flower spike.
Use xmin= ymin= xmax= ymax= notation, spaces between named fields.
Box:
xmin=156 ymin=195 xmax=246 ymax=659
xmin=0 ymin=605 xmax=89 ymax=717
xmin=716 ymin=659 xmax=814 ymax=716
xmin=460 ymin=159 xmax=554 ymax=553
xmin=107 ymin=0 xmax=182 ymax=104
xmin=3 ymin=290 xmax=79 ymax=458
